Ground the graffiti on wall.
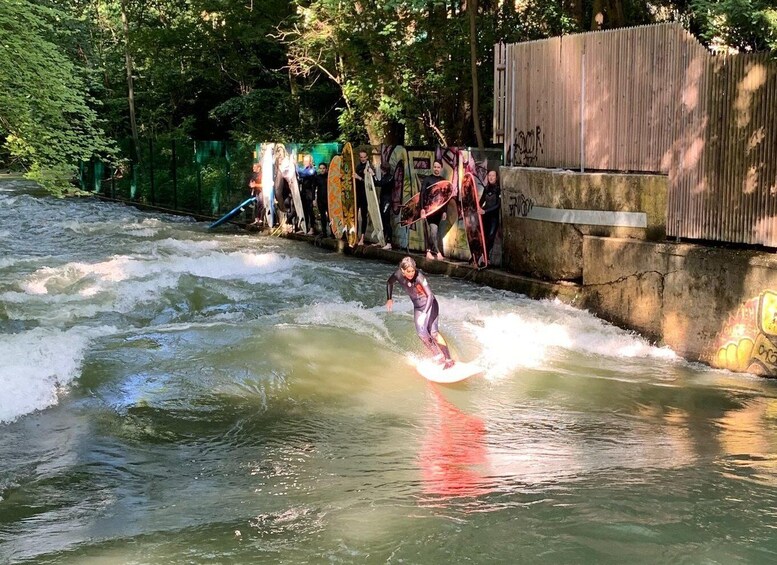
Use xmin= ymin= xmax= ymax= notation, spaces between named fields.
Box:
xmin=506 ymin=126 xmax=545 ymax=167
xmin=713 ymin=291 xmax=777 ymax=375
xmin=507 ymin=126 xmax=544 ymax=167
xmin=508 ymin=193 xmax=535 ymax=218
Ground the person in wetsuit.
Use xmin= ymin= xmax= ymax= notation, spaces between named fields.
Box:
xmin=386 ymin=256 xmax=455 ymax=369
xmin=420 ymin=160 xmax=447 ymax=260
xmin=479 ymin=169 xmax=501 ymax=259
xmin=376 ymin=163 xmax=394 ymax=250
xmin=354 ymin=150 xmax=372 ymax=246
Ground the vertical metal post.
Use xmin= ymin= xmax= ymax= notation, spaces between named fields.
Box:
xmin=149 ymin=138 xmax=155 ymax=205
xmin=172 ymin=138 xmax=178 ymax=210
xmin=195 ymin=141 xmax=202 ymax=215
xmin=580 ymin=51 xmax=586 ymax=173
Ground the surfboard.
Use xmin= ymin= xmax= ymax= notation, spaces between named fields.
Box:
xmin=273 ymin=144 xmax=287 ymax=215
xmin=327 ymin=155 xmax=348 ymax=240
xmin=261 ymin=144 xmax=274 ymax=227
xmin=364 ymin=169 xmax=385 ymax=245
xmin=460 ymin=172 xmax=488 ymax=268
xmin=341 ymin=143 xmax=357 ymax=246
xmin=387 ymin=146 xmax=410 ymax=248
xmin=208 ymin=196 xmax=256 ymax=229
xmin=400 ymin=180 xmax=454 ymax=226
xmin=416 ymin=359 xmax=484 ymax=384
xmin=282 ymin=147 xmax=306 ymax=234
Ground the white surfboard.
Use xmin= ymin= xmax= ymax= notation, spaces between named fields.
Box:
xmin=282 ymin=148 xmax=306 ymax=234
xmin=364 ymin=171 xmax=384 ymax=246
xmin=261 ymin=145 xmax=274 ymax=227
xmin=415 ymin=359 xmax=484 ymax=383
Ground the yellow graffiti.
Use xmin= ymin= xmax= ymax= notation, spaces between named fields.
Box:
xmin=713 ymin=291 xmax=777 ymax=375
xmin=759 ymin=291 xmax=777 ymax=336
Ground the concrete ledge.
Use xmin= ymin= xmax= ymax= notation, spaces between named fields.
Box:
xmin=499 ymin=167 xmax=667 ymax=281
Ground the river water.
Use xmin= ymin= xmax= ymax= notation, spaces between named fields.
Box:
xmin=2 ymin=179 xmax=777 ymax=563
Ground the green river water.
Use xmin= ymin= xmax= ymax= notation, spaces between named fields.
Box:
xmin=2 ymin=179 xmax=777 ymax=564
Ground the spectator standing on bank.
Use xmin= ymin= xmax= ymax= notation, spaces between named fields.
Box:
xmin=479 ymin=170 xmax=501 ymax=259
xmin=420 ymin=160 xmax=447 ymax=261
xmin=354 ymin=150 xmax=372 ymax=246
xmin=297 ymin=154 xmax=317 ymax=235
xmin=376 ymin=163 xmax=394 ymax=250
xmin=315 ymin=162 xmax=330 ymax=237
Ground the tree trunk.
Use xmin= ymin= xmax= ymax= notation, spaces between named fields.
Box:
xmin=119 ymin=0 xmax=140 ymax=165
xmin=468 ymin=0 xmax=485 ymax=153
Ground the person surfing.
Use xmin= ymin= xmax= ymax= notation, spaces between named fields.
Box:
xmin=386 ymin=256 xmax=455 ymax=369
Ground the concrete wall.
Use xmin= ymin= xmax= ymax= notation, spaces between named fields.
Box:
xmin=580 ymin=237 xmax=777 ymax=375
xmin=499 ymin=167 xmax=667 ymax=281
xmin=498 ymin=166 xmax=777 ymax=378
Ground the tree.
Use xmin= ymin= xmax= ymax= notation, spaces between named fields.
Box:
xmin=691 ymin=0 xmax=777 ymax=53
xmin=0 ymin=0 xmax=113 ymax=194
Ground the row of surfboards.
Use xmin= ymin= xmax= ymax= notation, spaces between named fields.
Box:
xmin=210 ymin=142 xmax=490 ymax=269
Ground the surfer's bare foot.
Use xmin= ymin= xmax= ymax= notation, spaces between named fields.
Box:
xmin=443 ymin=359 xmax=455 ymax=370
xmin=436 ymin=252 xmax=444 ymax=261
xmin=382 ymin=243 xmax=392 ymax=250
xmin=426 ymin=251 xmax=434 ymax=260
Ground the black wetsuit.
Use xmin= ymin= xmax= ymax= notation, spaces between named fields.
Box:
xmin=355 ymin=160 xmax=370 ymax=239
xmin=386 ymin=268 xmax=451 ymax=361
xmin=315 ymin=171 xmax=330 ymax=236
xmin=376 ymin=170 xmax=394 ymax=245
xmin=479 ymin=181 xmax=501 ymax=256
xmin=298 ymin=165 xmax=317 ymax=233
xmin=420 ymin=174 xmax=447 ymax=255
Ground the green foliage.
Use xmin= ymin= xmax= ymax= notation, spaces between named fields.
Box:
xmin=691 ymin=0 xmax=777 ymax=52
xmin=0 ymin=0 xmax=113 ymax=194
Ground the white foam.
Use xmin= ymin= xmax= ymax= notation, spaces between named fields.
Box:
xmin=2 ymin=250 xmax=308 ymax=321
xmin=438 ymin=295 xmax=676 ymax=379
xmin=0 ymin=325 xmax=116 ymax=424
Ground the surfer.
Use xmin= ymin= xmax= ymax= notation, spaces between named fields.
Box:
xmin=479 ymin=170 xmax=501 ymax=259
xmin=386 ymin=256 xmax=455 ymax=369
xmin=354 ymin=150 xmax=372 ymax=246
xmin=420 ymin=160 xmax=447 ymax=261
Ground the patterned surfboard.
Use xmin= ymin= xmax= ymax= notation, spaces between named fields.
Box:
xmin=327 ymin=155 xmax=348 ymax=240
xmin=282 ymin=147 xmax=306 ymax=233
xmin=460 ymin=172 xmax=488 ymax=268
xmin=341 ymin=143 xmax=357 ymax=246
xmin=400 ymin=180 xmax=454 ymax=226
xmin=387 ymin=146 xmax=410 ymax=248
xmin=364 ymin=171 xmax=384 ymax=245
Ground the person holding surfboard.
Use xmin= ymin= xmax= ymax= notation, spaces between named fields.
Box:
xmin=386 ymin=256 xmax=455 ymax=369
xmin=354 ymin=150 xmax=372 ymax=246
xmin=376 ymin=163 xmax=394 ymax=250
xmin=479 ymin=170 xmax=501 ymax=259
xmin=420 ymin=160 xmax=447 ymax=260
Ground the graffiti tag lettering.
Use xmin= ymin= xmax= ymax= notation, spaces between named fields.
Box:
xmin=508 ymin=126 xmax=544 ymax=166
xmin=508 ymin=193 xmax=535 ymax=218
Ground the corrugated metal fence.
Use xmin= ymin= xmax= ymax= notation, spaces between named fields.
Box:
xmin=493 ymin=23 xmax=777 ymax=247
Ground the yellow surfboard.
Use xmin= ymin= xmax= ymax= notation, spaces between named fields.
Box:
xmin=341 ymin=143 xmax=357 ymax=246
